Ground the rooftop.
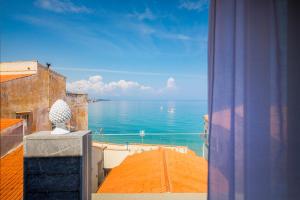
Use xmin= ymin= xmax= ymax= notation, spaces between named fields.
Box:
xmin=98 ymin=148 xmax=207 ymax=193
xmin=0 ymin=60 xmax=66 ymax=79
xmin=0 ymin=138 xmax=207 ymax=199
xmin=0 ymin=119 xmax=23 ymax=132
xmin=0 ymin=146 xmax=23 ymax=200
xmin=0 ymin=74 xmax=33 ymax=83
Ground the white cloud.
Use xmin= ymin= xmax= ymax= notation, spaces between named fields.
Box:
xmin=67 ymin=75 xmax=152 ymax=95
xmin=166 ymin=77 xmax=176 ymax=89
xmin=132 ymin=23 xmax=191 ymax=41
xmin=35 ymin=0 xmax=91 ymax=13
xmin=129 ymin=8 xmax=156 ymax=21
xmin=140 ymin=85 xmax=152 ymax=90
xmin=67 ymin=75 xmax=179 ymax=98
xmin=89 ymin=75 xmax=102 ymax=83
xmin=157 ymin=77 xmax=177 ymax=95
xmin=134 ymin=23 xmax=156 ymax=35
xmin=179 ymin=0 xmax=208 ymax=11
xmin=55 ymin=67 xmax=203 ymax=78
xmin=175 ymin=34 xmax=191 ymax=40
xmin=159 ymin=32 xmax=191 ymax=41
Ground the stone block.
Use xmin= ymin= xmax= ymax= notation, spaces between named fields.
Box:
xmin=24 ymin=131 xmax=91 ymax=200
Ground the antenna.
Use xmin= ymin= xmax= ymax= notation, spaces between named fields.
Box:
xmin=46 ymin=62 xmax=51 ymax=68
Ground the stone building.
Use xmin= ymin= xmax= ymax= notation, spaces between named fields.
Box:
xmin=66 ymin=92 xmax=89 ymax=131
xmin=0 ymin=60 xmax=88 ymax=133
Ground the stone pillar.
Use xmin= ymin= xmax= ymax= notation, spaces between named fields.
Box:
xmin=23 ymin=131 xmax=91 ymax=200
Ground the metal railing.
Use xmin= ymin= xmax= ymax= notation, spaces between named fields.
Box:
xmin=91 ymin=128 xmax=206 ymax=156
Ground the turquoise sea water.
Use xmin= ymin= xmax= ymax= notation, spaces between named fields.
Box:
xmin=89 ymin=100 xmax=207 ymax=155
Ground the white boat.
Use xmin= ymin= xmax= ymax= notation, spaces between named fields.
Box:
xmin=168 ymin=108 xmax=175 ymax=113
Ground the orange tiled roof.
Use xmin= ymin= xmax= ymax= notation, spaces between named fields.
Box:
xmin=98 ymin=148 xmax=208 ymax=193
xmin=0 ymin=119 xmax=22 ymax=132
xmin=0 ymin=146 xmax=23 ymax=200
xmin=0 ymin=74 xmax=33 ymax=83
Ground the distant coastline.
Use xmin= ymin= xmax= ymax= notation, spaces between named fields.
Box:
xmin=88 ymin=98 xmax=111 ymax=103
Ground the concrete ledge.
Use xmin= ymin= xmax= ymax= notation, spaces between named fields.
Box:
xmin=92 ymin=193 xmax=207 ymax=200
xmin=24 ymin=131 xmax=90 ymax=157
xmin=23 ymin=130 xmax=91 ymax=200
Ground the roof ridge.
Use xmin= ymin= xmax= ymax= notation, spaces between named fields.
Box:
xmin=162 ymin=149 xmax=171 ymax=192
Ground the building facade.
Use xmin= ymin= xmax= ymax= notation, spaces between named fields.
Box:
xmin=0 ymin=60 xmax=88 ymax=133
xmin=66 ymin=92 xmax=88 ymax=131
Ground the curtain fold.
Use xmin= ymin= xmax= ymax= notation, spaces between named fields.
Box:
xmin=207 ymin=0 xmax=300 ymax=199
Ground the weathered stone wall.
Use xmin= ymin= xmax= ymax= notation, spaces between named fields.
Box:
xmin=66 ymin=92 xmax=88 ymax=131
xmin=1 ymin=71 xmax=49 ymax=132
xmin=91 ymin=146 xmax=104 ymax=192
xmin=0 ymin=65 xmax=66 ymax=132
xmin=42 ymin=64 xmax=67 ymax=107
xmin=1 ymin=62 xmax=88 ymax=133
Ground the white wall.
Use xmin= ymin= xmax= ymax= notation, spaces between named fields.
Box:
xmin=91 ymin=146 xmax=104 ymax=192
xmin=0 ymin=60 xmax=38 ymax=75
xmin=103 ymin=150 xmax=130 ymax=169
xmin=92 ymin=142 xmax=189 ymax=169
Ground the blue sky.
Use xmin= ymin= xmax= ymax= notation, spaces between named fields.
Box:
xmin=1 ymin=0 xmax=209 ymax=100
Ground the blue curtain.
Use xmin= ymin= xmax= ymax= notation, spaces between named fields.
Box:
xmin=208 ymin=0 xmax=300 ymax=199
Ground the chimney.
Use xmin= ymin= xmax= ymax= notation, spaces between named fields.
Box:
xmin=46 ymin=62 xmax=51 ymax=68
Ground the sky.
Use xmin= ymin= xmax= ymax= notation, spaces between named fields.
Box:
xmin=1 ymin=0 xmax=209 ymax=100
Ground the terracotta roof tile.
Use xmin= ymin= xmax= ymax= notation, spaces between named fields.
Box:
xmin=0 ymin=119 xmax=22 ymax=132
xmin=0 ymin=74 xmax=33 ymax=83
xmin=0 ymin=146 xmax=23 ymax=200
xmin=98 ymin=148 xmax=207 ymax=193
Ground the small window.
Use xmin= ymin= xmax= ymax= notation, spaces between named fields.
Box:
xmin=16 ymin=111 xmax=32 ymax=134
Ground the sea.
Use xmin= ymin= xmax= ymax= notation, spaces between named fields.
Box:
xmin=89 ymin=100 xmax=207 ymax=155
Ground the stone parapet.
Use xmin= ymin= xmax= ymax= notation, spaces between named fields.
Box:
xmin=23 ymin=131 xmax=91 ymax=200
